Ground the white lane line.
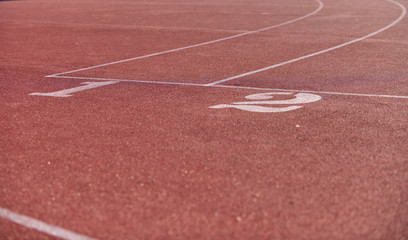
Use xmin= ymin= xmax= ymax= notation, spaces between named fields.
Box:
xmin=0 ymin=20 xmax=248 ymax=33
xmin=214 ymin=84 xmax=408 ymax=99
xmin=206 ymin=0 xmax=407 ymax=86
xmin=46 ymin=0 xmax=323 ymax=77
xmin=0 ymin=207 xmax=98 ymax=240
xmin=47 ymin=75 xmax=408 ymax=99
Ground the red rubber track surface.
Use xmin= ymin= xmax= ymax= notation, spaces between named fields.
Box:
xmin=1 ymin=0 xmax=408 ymax=239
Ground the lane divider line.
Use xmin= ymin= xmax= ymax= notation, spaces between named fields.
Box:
xmin=205 ymin=0 xmax=407 ymax=86
xmin=47 ymin=75 xmax=408 ymax=99
xmin=46 ymin=0 xmax=323 ymax=77
xmin=0 ymin=207 xmax=98 ymax=240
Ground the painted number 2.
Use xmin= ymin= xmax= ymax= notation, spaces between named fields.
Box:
xmin=209 ymin=92 xmax=322 ymax=113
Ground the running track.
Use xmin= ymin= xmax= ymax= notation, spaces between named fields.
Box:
xmin=1 ymin=0 xmax=408 ymax=239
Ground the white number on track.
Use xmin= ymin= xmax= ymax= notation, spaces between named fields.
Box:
xmin=29 ymin=81 xmax=118 ymax=98
xmin=209 ymin=92 xmax=321 ymax=113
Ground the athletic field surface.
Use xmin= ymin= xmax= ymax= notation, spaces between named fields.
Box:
xmin=1 ymin=0 xmax=408 ymax=239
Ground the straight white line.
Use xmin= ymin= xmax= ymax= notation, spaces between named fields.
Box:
xmin=0 ymin=20 xmax=248 ymax=33
xmin=46 ymin=0 xmax=323 ymax=77
xmin=47 ymin=75 xmax=408 ymax=99
xmin=213 ymin=84 xmax=408 ymax=99
xmin=49 ymin=75 xmax=208 ymax=87
xmin=0 ymin=207 xmax=98 ymax=240
xmin=206 ymin=0 xmax=407 ymax=86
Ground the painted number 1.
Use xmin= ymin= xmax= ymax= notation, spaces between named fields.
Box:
xmin=209 ymin=92 xmax=322 ymax=113
xmin=30 ymin=81 xmax=118 ymax=98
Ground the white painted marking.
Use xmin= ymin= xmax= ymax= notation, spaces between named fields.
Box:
xmin=46 ymin=75 xmax=208 ymax=87
xmin=47 ymin=75 xmax=408 ymax=99
xmin=209 ymin=92 xmax=322 ymax=113
xmin=209 ymin=104 xmax=302 ymax=113
xmin=206 ymin=0 xmax=407 ymax=86
xmin=46 ymin=0 xmax=323 ymax=77
xmin=215 ymin=84 xmax=408 ymax=99
xmin=29 ymin=81 xmax=118 ymax=97
xmin=237 ymin=92 xmax=322 ymax=105
xmin=0 ymin=207 xmax=97 ymax=240
xmin=245 ymin=92 xmax=291 ymax=100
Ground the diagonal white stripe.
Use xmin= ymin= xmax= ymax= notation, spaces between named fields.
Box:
xmin=0 ymin=207 xmax=98 ymax=240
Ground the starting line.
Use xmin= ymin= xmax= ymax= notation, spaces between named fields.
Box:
xmin=33 ymin=76 xmax=408 ymax=99
xmin=29 ymin=76 xmax=408 ymax=113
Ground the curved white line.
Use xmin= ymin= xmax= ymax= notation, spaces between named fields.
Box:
xmin=47 ymin=0 xmax=323 ymax=77
xmin=206 ymin=0 xmax=407 ymax=86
